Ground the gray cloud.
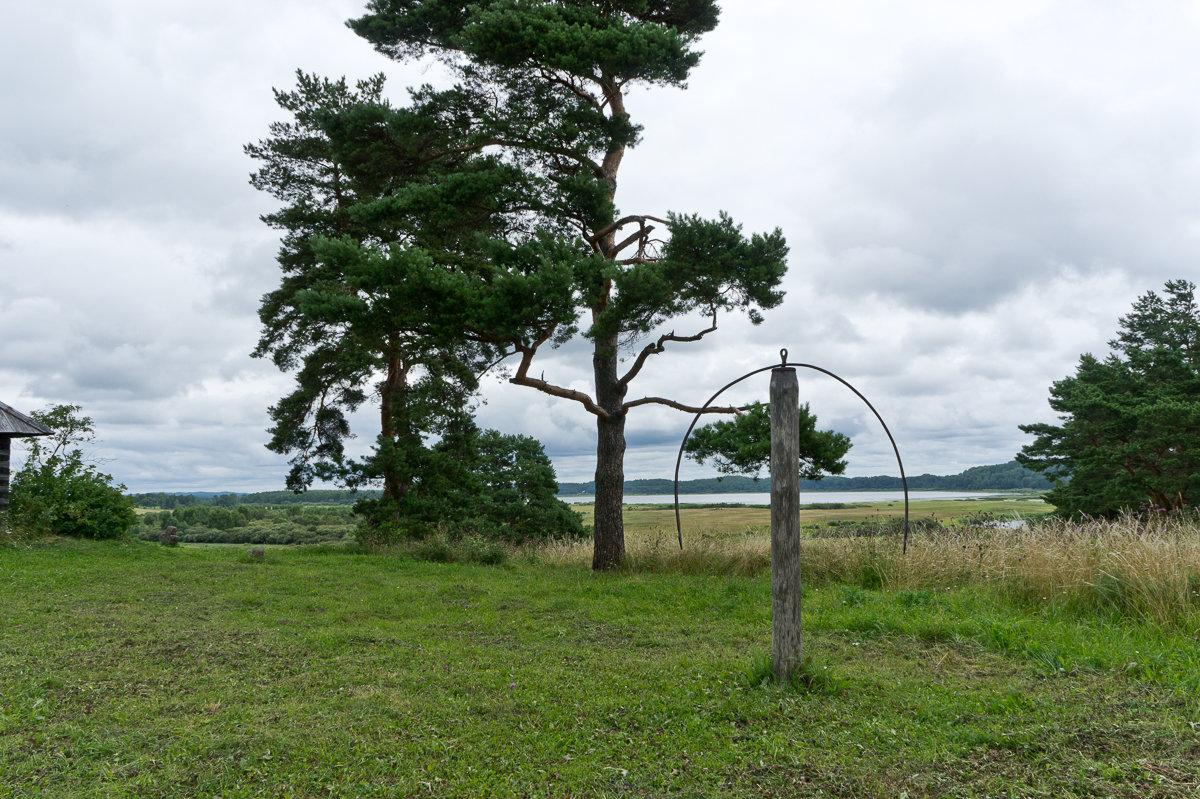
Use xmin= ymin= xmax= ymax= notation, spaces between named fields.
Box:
xmin=806 ymin=40 xmax=1200 ymax=311
xmin=2 ymin=1 xmax=1195 ymax=492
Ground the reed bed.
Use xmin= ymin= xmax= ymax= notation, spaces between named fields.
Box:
xmin=536 ymin=511 xmax=1200 ymax=626
xmin=883 ymin=512 xmax=1200 ymax=625
xmin=532 ymin=526 xmax=770 ymax=575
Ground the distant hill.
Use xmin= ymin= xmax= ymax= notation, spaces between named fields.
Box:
xmin=130 ymin=462 xmax=1048 ymax=507
xmin=554 ymin=461 xmax=1050 ymax=496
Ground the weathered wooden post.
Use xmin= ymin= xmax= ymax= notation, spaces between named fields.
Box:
xmin=770 ymin=365 xmax=802 ymax=680
xmin=673 ymin=350 xmax=909 ymax=681
xmin=0 ymin=401 xmax=53 ymax=512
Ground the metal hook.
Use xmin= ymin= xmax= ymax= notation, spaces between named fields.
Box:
xmin=780 ymin=348 xmax=788 ymax=364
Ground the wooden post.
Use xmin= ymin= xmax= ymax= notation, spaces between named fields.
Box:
xmin=0 ymin=437 xmax=10 ymax=511
xmin=770 ymin=366 xmax=802 ymax=680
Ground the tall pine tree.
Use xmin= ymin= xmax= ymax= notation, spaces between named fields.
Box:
xmin=248 ymin=74 xmax=527 ymax=514
xmin=348 ymin=1 xmax=789 ymax=569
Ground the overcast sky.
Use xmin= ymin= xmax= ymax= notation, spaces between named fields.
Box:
xmin=2 ymin=1 xmax=1194 ymax=492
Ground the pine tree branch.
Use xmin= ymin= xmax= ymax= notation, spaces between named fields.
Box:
xmin=414 ymin=140 xmax=492 ymax=167
xmin=477 ymin=350 xmax=517 ymax=380
xmin=510 ymin=334 xmax=607 ymax=418
xmin=587 ymin=214 xmax=670 ymax=247
xmin=490 ymin=137 xmax=598 ymax=172
xmin=617 ymin=308 xmax=719 ymax=389
xmin=622 ymin=396 xmax=743 ymax=414
xmin=536 ymin=67 xmax=602 ymax=109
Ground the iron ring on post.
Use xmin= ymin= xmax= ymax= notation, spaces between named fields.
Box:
xmin=672 ymin=357 xmax=911 ymax=553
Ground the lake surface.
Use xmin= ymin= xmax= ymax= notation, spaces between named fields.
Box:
xmin=557 ymin=490 xmax=1022 ymax=505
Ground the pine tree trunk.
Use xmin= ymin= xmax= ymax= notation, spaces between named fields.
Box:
xmin=592 ymin=335 xmax=627 ymax=571
xmin=590 ymin=74 xmax=629 ymax=571
xmin=379 ymin=354 xmax=408 ymax=507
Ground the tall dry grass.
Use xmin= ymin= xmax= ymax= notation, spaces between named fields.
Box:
xmin=535 ymin=512 xmax=1200 ymax=625
xmin=879 ymin=513 xmax=1200 ymax=625
xmin=533 ymin=526 xmax=771 ymax=575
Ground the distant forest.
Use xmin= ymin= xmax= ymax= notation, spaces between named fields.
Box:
xmin=130 ymin=461 xmax=1048 ymax=508
xmin=556 ymin=460 xmax=1050 ymax=496
xmin=129 ymin=490 xmax=378 ymax=509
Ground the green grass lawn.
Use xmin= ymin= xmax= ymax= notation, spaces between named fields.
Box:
xmin=3 ymin=535 xmax=1199 ymax=797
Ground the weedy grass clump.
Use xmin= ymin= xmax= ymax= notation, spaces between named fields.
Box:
xmin=743 ymin=652 xmax=846 ymax=695
xmin=819 ymin=512 xmax=1200 ymax=627
xmin=532 ymin=526 xmax=773 ymax=576
xmin=621 ymin=529 xmax=771 ymax=577
xmin=368 ymin=530 xmax=511 ymax=566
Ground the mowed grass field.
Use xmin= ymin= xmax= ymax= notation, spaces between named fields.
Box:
xmin=4 ymin=500 xmax=1200 ymax=798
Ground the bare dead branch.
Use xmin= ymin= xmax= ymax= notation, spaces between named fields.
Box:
xmin=610 ymin=224 xmax=654 ymax=258
xmin=587 ymin=214 xmax=670 ymax=246
xmin=510 ymin=333 xmax=607 ymax=418
xmin=617 ymin=308 xmax=719 ymax=388
xmin=622 ymin=397 xmax=746 ymax=414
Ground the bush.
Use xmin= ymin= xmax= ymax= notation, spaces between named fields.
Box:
xmin=11 ymin=464 xmax=135 ymax=540
xmin=354 ymin=428 xmax=588 ymax=546
xmin=8 ymin=405 xmax=135 ymax=540
xmin=132 ymin=504 xmax=357 ymax=545
xmin=403 ymin=532 xmax=509 ymax=566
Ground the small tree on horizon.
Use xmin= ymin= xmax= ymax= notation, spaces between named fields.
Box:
xmin=684 ymin=402 xmax=852 ymax=481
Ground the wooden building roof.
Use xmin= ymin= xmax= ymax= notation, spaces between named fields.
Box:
xmin=0 ymin=401 xmax=53 ymax=437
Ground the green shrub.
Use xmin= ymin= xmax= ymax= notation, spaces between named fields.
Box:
xmin=11 ymin=464 xmax=135 ymax=540
xmin=353 ymin=429 xmax=588 ymax=546
xmin=133 ymin=504 xmax=358 ymax=545
xmin=388 ymin=531 xmax=509 ymax=566
xmin=8 ymin=405 xmax=135 ymax=540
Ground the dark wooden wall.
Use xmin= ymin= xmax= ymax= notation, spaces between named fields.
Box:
xmin=0 ymin=438 xmax=10 ymax=510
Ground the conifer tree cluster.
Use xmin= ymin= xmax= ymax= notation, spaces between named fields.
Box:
xmin=1019 ymin=280 xmax=1200 ymax=516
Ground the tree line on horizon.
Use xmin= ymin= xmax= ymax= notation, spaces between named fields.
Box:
xmin=127 ymin=459 xmax=1049 ymax=508
xmin=555 ymin=460 xmax=1051 ymax=496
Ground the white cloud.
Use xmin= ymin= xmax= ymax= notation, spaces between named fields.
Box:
xmin=2 ymin=0 xmax=1196 ymax=492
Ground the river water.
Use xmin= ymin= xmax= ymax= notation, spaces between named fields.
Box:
xmin=557 ymin=490 xmax=1024 ymax=505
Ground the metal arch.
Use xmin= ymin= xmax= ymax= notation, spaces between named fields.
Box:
xmin=672 ymin=348 xmax=912 ymax=553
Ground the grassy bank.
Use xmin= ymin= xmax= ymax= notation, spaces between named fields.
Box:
xmin=3 ymin=520 xmax=1200 ymax=797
